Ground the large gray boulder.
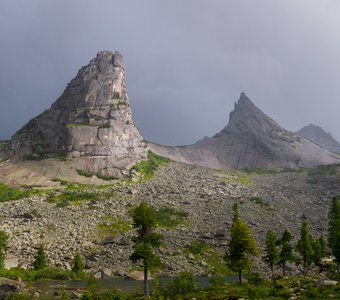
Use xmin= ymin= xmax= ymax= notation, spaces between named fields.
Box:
xmin=150 ymin=93 xmax=340 ymax=169
xmin=8 ymin=51 xmax=147 ymax=178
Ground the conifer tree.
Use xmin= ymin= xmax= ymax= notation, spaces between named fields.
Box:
xmin=224 ymin=203 xmax=259 ymax=283
xmin=328 ymin=196 xmax=340 ymax=272
xmin=312 ymin=237 xmax=322 ymax=267
xmin=33 ymin=244 xmax=47 ymax=270
xmin=0 ymin=230 xmax=9 ymax=270
xmin=318 ymin=235 xmax=326 ymax=258
xmin=297 ymin=221 xmax=314 ymax=275
xmin=263 ymin=229 xmax=278 ymax=278
xmin=277 ymin=230 xmax=294 ymax=276
xmin=72 ymin=253 xmax=84 ymax=275
xmin=129 ymin=202 xmax=162 ymax=296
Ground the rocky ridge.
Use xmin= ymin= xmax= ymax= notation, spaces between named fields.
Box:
xmin=150 ymin=93 xmax=340 ymax=169
xmin=0 ymin=162 xmax=338 ymax=277
xmin=296 ymin=124 xmax=340 ymax=154
xmin=7 ymin=51 xmax=147 ymax=178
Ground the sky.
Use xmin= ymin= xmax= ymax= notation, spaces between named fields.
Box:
xmin=1 ymin=0 xmax=340 ymax=146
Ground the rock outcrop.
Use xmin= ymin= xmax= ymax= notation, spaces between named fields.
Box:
xmin=8 ymin=51 xmax=147 ymax=178
xmin=296 ymin=124 xmax=340 ymax=154
xmin=150 ymin=93 xmax=340 ymax=169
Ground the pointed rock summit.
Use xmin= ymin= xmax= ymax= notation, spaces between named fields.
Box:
xmin=8 ymin=51 xmax=147 ymax=178
xmin=296 ymin=124 xmax=340 ymax=154
xmin=150 ymin=93 xmax=340 ymax=169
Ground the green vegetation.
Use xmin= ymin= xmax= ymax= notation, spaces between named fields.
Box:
xmin=76 ymin=169 xmax=118 ymax=180
xmin=154 ymin=207 xmax=188 ymax=228
xmin=97 ymin=215 xmax=132 ymax=236
xmin=112 ymin=91 xmax=120 ymax=99
xmin=46 ymin=190 xmax=112 ymax=207
xmin=297 ymin=221 xmax=314 ymax=274
xmin=130 ymin=151 xmax=170 ymax=180
xmin=129 ymin=202 xmax=163 ymax=296
xmin=277 ymin=229 xmax=295 ymax=276
xmin=99 ymin=122 xmax=111 ymax=129
xmin=72 ymin=253 xmax=84 ymax=276
xmin=308 ymin=164 xmax=339 ymax=177
xmin=328 ymin=195 xmax=340 ymax=272
xmin=233 ymin=172 xmax=253 ymax=185
xmin=0 ymin=183 xmax=32 ymax=202
xmin=51 ymin=178 xmax=89 ymax=191
xmin=263 ymin=229 xmax=278 ymax=278
xmin=33 ymin=245 xmax=47 ymax=270
xmin=224 ymin=203 xmax=259 ymax=283
xmin=184 ymin=240 xmax=209 ymax=256
xmin=0 ymin=230 xmax=9 ymax=269
xmin=242 ymin=166 xmax=279 ymax=174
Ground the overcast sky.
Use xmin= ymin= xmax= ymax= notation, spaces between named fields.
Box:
xmin=1 ymin=0 xmax=340 ymax=145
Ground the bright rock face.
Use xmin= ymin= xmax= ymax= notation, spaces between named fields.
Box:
xmin=10 ymin=51 xmax=147 ymax=177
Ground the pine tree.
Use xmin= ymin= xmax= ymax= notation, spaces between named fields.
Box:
xmin=319 ymin=235 xmax=326 ymax=258
xmin=129 ymin=202 xmax=162 ymax=296
xmin=297 ymin=221 xmax=314 ymax=275
xmin=263 ymin=229 xmax=278 ymax=278
xmin=224 ymin=203 xmax=259 ymax=284
xmin=277 ymin=230 xmax=295 ymax=276
xmin=0 ymin=230 xmax=9 ymax=270
xmin=72 ymin=253 xmax=84 ymax=275
xmin=312 ymin=237 xmax=322 ymax=267
xmin=33 ymin=244 xmax=47 ymax=270
xmin=328 ymin=196 xmax=340 ymax=272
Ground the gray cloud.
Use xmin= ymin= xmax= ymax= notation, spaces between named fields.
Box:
xmin=1 ymin=0 xmax=340 ymax=145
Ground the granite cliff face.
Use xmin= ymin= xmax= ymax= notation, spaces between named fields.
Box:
xmin=8 ymin=51 xmax=147 ymax=178
xmin=296 ymin=124 xmax=340 ymax=154
xmin=150 ymin=93 xmax=340 ymax=169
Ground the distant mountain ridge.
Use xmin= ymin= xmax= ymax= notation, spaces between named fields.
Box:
xmin=296 ymin=124 xmax=340 ymax=154
xmin=150 ymin=93 xmax=340 ymax=169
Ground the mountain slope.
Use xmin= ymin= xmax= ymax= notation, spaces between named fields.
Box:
xmin=150 ymin=93 xmax=340 ymax=169
xmin=296 ymin=124 xmax=340 ymax=154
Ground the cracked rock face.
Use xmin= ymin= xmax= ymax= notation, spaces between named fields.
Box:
xmin=150 ymin=93 xmax=340 ymax=169
xmin=9 ymin=51 xmax=147 ymax=177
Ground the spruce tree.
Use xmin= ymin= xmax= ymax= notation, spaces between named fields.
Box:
xmin=328 ymin=196 xmax=340 ymax=272
xmin=72 ymin=253 xmax=84 ymax=276
xmin=312 ymin=237 xmax=322 ymax=267
xmin=263 ymin=229 xmax=278 ymax=278
xmin=0 ymin=230 xmax=9 ymax=270
xmin=277 ymin=230 xmax=294 ymax=276
xmin=129 ymin=202 xmax=162 ymax=296
xmin=297 ymin=221 xmax=314 ymax=275
xmin=224 ymin=203 xmax=259 ymax=283
xmin=33 ymin=244 xmax=47 ymax=270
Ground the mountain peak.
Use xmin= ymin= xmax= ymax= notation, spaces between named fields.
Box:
xmin=9 ymin=51 xmax=147 ymax=178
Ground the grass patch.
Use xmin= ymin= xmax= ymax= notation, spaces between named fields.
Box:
xmin=205 ymin=250 xmax=233 ymax=275
xmin=46 ymin=190 xmax=112 ymax=207
xmin=154 ymin=207 xmax=188 ymax=229
xmin=242 ymin=167 xmax=279 ymax=174
xmin=0 ymin=183 xmax=33 ymax=202
xmin=51 ymin=178 xmax=89 ymax=191
xmin=233 ymin=172 xmax=253 ymax=185
xmin=97 ymin=215 xmax=132 ymax=236
xmin=130 ymin=150 xmax=170 ymax=180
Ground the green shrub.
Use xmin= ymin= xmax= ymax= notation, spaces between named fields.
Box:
xmin=72 ymin=253 xmax=84 ymax=275
xmin=154 ymin=207 xmax=188 ymax=228
xmin=33 ymin=245 xmax=47 ymax=270
xmin=166 ymin=272 xmax=201 ymax=297
xmin=308 ymin=164 xmax=338 ymax=176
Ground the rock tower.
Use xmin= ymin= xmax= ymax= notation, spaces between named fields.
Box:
xmin=10 ymin=51 xmax=147 ymax=177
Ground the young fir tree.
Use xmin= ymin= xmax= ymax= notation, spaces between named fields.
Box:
xmin=129 ymin=202 xmax=162 ymax=296
xmin=318 ymin=235 xmax=326 ymax=258
xmin=277 ymin=230 xmax=295 ymax=276
xmin=72 ymin=253 xmax=84 ymax=276
xmin=224 ymin=203 xmax=259 ymax=284
xmin=0 ymin=230 xmax=9 ymax=270
xmin=312 ymin=237 xmax=322 ymax=267
xmin=263 ymin=229 xmax=278 ymax=278
xmin=33 ymin=244 xmax=47 ymax=270
xmin=328 ymin=196 xmax=340 ymax=272
xmin=297 ymin=221 xmax=314 ymax=275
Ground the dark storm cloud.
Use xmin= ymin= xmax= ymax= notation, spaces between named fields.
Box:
xmin=1 ymin=0 xmax=340 ymax=145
